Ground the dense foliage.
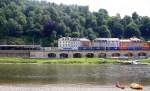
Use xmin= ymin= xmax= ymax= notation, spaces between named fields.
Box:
xmin=0 ymin=0 xmax=150 ymax=46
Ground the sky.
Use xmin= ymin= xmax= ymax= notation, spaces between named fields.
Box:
xmin=42 ymin=0 xmax=150 ymax=17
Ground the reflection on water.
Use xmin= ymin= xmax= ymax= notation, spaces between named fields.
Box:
xmin=0 ymin=64 xmax=150 ymax=85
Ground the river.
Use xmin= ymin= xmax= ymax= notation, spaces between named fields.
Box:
xmin=0 ymin=64 xmax=150 ymax=91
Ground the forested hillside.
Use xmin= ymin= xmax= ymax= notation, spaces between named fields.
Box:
xmin=0 ymin=0 xmax=150 ymax=46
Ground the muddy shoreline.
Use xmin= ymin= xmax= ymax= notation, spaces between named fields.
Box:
xmin=0 ymin=84 xmax=149 ymax=91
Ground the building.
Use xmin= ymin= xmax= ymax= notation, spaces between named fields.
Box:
xmin=93 ymin=38 xmax=107 ymax=48
xmin=93 ymin=38 xmax=119 ymax=50
xmin=148 ymin=41 xmax=150 ymax=50
xmin=58 ymin=37 xmax=91 ymax=50
xmin=58 ymin=37 xmax=80 ymax=50
xmin=58 ymin=37 xmax=149 ymax=51
xmin=119 ymin=38 xmax=149 ymax=50
xmin=119 ymin=39 xmax=131 ymax=50
xmin=79 ymin=38 xmax=91 ymax=47
xmin=130 ymin=38 xmax=144 ymax=50
xmin=106 ymin=38 xmax=120 ymax=49
xmin=143 ymin=42 xmax=149 ymax=50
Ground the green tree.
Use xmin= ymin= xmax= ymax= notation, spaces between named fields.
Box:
xmin=95 ymin=9 xmax=108 ymax=26
xmin=107 ymin=17 xmax=124 ymax=38
xmin=132 ymin=12 xmax=141 ymax=25
xmin=71 ymin=32 xmax=80 ymax=37
xmin=96 ymin=25 xmax=111 ymax=38
xmin=85 ymin=28 xmax=96 ymax=40
xmin=0 ymin=0 xmax=150 ymax=45
xmin=140 ymin=16 xmax=150 ymax=40
xmin=124 ymin=22 xmax=141 ymax=38
xmin=85 ymin=14 xmax=97 ymax=28
xmin=121 ymin=15 xmax=133 ymax=26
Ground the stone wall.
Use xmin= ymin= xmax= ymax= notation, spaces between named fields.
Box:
xmin=30 ymin=50 xmax=150 ymax=58
xmin=0 ymin=50 xmax=30 ymax=57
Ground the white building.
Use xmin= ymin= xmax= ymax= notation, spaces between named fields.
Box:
xmin=93 ymin=38 xmax=119 ymax=48
xmin=107 ymin=38 xmax=120 ymax=48
xmin=93 ymin=38 xmax=107 ymax=48
xmin=58 ymin=37 xmax=80 ymax=50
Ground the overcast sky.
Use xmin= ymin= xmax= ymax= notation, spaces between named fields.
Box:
xmin=42 ymin=0 xmax=150 ymax=17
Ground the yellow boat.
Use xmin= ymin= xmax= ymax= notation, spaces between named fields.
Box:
xmin=130 ymin=83 xmax=144 ymax=89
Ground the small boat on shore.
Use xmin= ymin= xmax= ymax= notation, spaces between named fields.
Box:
xmin=121 ymin=60 xmax=149 ymax=65
xmin=115 ymin=82 xmax=125 ymax=89
xmin=130 ymin=83 xmax=144 ymax=90
xmin=130 ymin=60 xmax=139 ymax=64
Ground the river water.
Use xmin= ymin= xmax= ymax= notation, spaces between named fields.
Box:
xmin=0 ymin=64 xmax=150 ymax=90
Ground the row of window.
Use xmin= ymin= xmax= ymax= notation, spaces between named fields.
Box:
xmin=59 ymin=45 xmax=79 ymax=47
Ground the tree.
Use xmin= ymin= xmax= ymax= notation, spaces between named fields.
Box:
xmin=121 ymin=15 xmax=133 ymax=26
xmin=85 ymin=14 xmax=97 ymax=28
xmin=43 ymin=20 xmax=57 ymax=36
xmin=111 ymin=23 xmax=124 ymax=38
xmin=7 ymin=18 xmax=22 ymax=36
xmin=96 ymin=25 xmax=111 ymax=38
xmin=140 ymin=17 xmax=150 ymax=39
xmin=95 ymin=9 xmax=109 ymax=26
xmin=0 ymin=0 xmax=149 ymax=45
xmin=86 ymin=28 xmax=96 ymax=40
xmin=56 ymin=22 xmax=66 ymax=36
xmin=71 ymin=32 xmax=80 ymax=37
xmin=132 ymin=12 xmax=141 ymax=25
xmin=124 ymin=22 xmax=141 ymax=38
xmin=132 ymin=12 xmax=139 ymax=20
xmin=0 ymin=9 xmax=7 ymax=37
xmin=107 ymin=17 xmax=124 ymax=38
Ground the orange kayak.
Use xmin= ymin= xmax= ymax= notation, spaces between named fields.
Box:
xmin=130 ymin=83 xmax=144 ymax=89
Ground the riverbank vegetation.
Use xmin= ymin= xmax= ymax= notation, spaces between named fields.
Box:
xmin=0 ymin=57 xmax=149 ymax=64
xmin=0 ymin=57 xmax=121 ymax=64
xmin=138 ymin=58 xmax=150 ymax=63
xmin=0 ymin=0 xmax=150 ymax=46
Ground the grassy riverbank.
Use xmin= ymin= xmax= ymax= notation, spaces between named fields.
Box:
xmin=0 ymin=57 xmax=149 ymax=64
xmin=0 ymin=57 xmax=122 ymax=64
xmin=138 ymin=58 xmax=150 ymax=63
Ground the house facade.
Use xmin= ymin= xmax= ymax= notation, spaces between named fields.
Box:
xmin=58 ymin=37 xmax=80 ymax=50
xmin=93 ymin=38 xmax=119 ymax=50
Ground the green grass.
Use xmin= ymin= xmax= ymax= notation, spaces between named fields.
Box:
xmin=0 ymin=57 xmax=121 ymax=64
xmin=137 ymin=58 xmax=150 ymax=63
xmin=0 ymin=57 xmax=149 ymax=64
